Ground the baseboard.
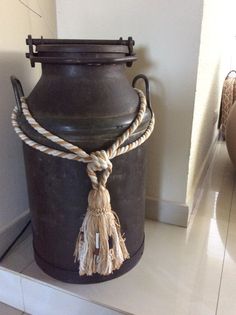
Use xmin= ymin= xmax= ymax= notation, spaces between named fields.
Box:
xmin=145 ymin=134 xmax=219 ymax=228
xmin=0 ymin=210 xmax=30 ymax=257
xmin=145 ymin=198 xmax=189 ymax=227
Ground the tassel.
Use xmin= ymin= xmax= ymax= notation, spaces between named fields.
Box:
xmin=73 ymin=186 xmax=130 ymax=276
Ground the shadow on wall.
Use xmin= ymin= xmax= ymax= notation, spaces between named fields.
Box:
xmin=126 ymin=46 xmax=166 ymax=201
xmin=0 ymin=51 xmax=37 ymax=227
xmin=188 ymin=61 xmax=222 ymax=207
xmin=199 ymin=61 xmax=221 ymax=156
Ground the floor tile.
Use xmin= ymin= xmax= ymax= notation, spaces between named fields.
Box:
xmin=0 ymin=233 xmax=34 ymax=273
xmin=216 ymin=229 xmax=236 ymax=315
xmin=0 ymin=302 xmax=22 ymax=315
xmin=216 ymin=182 xmax=236 ymax=315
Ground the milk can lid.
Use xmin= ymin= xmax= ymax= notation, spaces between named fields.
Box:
xmin=25 ymin=35 xmax=137 ymax=68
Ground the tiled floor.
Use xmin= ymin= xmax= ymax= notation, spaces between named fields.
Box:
xmin=1 ymin=141 xmax=236 ymax=315
xmin=0 ymin=302 xmax=29 ymax=315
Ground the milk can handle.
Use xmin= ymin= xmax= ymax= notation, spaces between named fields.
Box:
xmin=132 ymin=74 xmax=152 ymax=112
xmin=10 ymin=76 xmax=24 ymax=114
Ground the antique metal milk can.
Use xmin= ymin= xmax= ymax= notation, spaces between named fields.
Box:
xmin=11 ymin=35 xmax=153 ymax=283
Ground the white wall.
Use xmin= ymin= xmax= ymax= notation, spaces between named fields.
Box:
xmin=186 ymin=0 xmax=236 ymax=208
xmin=56 ymin=0 xmax=203 ymax=225
xmin=0 ymin=0 xmax=56 ymax=253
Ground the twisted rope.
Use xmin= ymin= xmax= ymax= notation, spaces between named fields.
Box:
xmin=11 ymin=88 xmax=155 ymax=190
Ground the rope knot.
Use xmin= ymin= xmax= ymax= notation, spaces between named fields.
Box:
xmin=88 ymin=150 xmax=112 ymax=172
xmin=87 ymin=150 xmax=113 ymax=189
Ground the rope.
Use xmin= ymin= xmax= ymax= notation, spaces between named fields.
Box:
xmin=11 ymin=88 xmax=155 ymax=190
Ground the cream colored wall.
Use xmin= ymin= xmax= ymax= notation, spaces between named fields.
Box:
xmin=0 ymin=0 xmax=56 ymax=229
xmin=186 ymin=0 xmax=235 ymax=207
xmin=56 ymin=0 xmax=203 ymax=223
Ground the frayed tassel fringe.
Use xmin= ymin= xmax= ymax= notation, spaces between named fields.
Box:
xmin=73 ymin=187 xmax=130 ymax=276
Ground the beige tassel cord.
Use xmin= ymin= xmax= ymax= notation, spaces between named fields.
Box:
xmin=11 ymin=88 xmax=155 ymax=276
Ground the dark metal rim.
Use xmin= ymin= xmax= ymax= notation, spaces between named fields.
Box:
xmin=26 ymin=37 xmax=135 ymax=47
xmin=36 ymin=44 xmax=130 ymax=53
xmin=25 ymin=55 xmax=137 ymax=65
